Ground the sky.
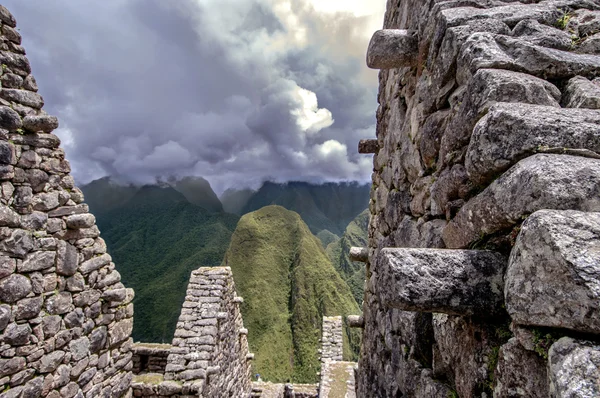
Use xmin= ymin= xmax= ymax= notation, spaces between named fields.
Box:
xmin=4 ymin=0 xmax=385 ymax=193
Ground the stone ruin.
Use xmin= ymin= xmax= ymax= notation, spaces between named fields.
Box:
xmin=358 ymin=0 xmax=600 ymax=397
xmin=318 ymin=316 xmax=356 ymax=398
xmin=2 ymin=0 xmax=600 ymax=396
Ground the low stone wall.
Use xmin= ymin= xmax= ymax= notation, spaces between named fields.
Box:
xmin=319 ymin=316 xmax=356 ymax=398
xmin=132 ymin=343 xmax=171 ymax=375
xmin=0 ymin=5 xmax=134 ymax=397
xmin=320 ymin=316 xmax=343 ymax=362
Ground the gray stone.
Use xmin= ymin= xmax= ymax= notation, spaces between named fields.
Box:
xmin=0 ymin=256 xmax=15 ymax=279
xmin=18 ymin=251 xmax=56 ymax=272
xmin=78 ymin=254 xmax=110 ymax=275
xmin=48 ymin=204 xmax=88 ymax=218
xmin=1 ymin=73 xmax=23 ymax=88
xmin=101 ymin=288 xmax=126 ymax=304
xmin=358 ymin=139 xmax=378 ymax=154
xmin=8 ymin=133 xmax=60 ymax=149
xmin=349 ymin=247 xmax=368 ymax=263
xmin=548 ymin=337 xmax=600 ymax=398
xmin=16 ymin=150 xmax=41 ymax=169
xmin=38 ymin=351 xmax=65 ymax=373
xmin=0 ymin=357 xmax=25 ymax=378
xmin=506 ymin=210 xmax=600 ymax=334
xmin=443 ymin=154 xmax=600 ymax=249
xmin=0 ymin=142 xmax=15 ymax=167
xmin=563 ymin=76 xmax=600 ymax=109
xmin=0 ymin=51 xmax=30 ymax=75
xmin=64 ymin=308 xmax=84 ymax=329
xmin=465 ymin=103 xmax=600 ymax=185
xmin=0 ymin=106 xmax=21 ymax=131
xmin=493 ymin=338 xmax=548 ymax=398
xmin=3 ymin=322 xmax=31 ymax=345
xmin=0 ymin=5 xmax=17 ymax=27
xmin=69 ymin=337 xmax=90 ymax=361
xmin=0 ymin=304 xmax=10 ymax=331
xmin=22 ymin=376 xmax=44 ymax=398
xmin=14 ymin=296 xmax=42 ymax=320
xmin=10 ymin=368 xmax=35 ymax=386
xmin=42 ymin=315 xmax=62 ymax=337
xmin=31 ymin=192 xmax=60 ymax=212
xmin=0 ymin=89 xmax=43 ymax=109
xmin=2 ymin=229 xmax=33 ymax=258
xmin=376 ymin=248 xmax=505 ymax=316
xmin=20 ymin=211 xmax=47 ymax=230
xmin=65 ymin=273 xmax=85 ymax=292
xmin=14 ymin=186 xmax=32 ymax=208
xmin=0 ymin=274 xmax=31 ymax=303
xmin=0 ymin=205 xmax=19 ymax=227
xmin=59 ymin=381 xmax=79 ymax=398
xmin=511 ymin=18 xmax=572 ymax=50
xmin=56 ymin=240 xmax=78 ymax=276
xmin=438 ymin=68 xmax=560 ymax=170
xmin=108 ymin=318 xmax=133 ymax=346
xmin=22 ymin=114 xmax=59 ymax=133
xmin=45 ymin=292 xmax=72 ymax=315
xmin=25 ymin=169 xmax=49 ymax=193
xmin=458 ymin=32 xmax=600 ymax=83
xmin=66 ymin=214 xmax=95 ymax=229
xmin=366 ymin=29 xmax=418 ymax=69
xmin=23 ymin=75 xmax=37 ymax=92
xmin=89 ymin=326 xmax=107 ymax=353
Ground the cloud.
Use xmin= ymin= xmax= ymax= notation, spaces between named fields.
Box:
xmin=3 ymin=0 xmax=385 ymax=193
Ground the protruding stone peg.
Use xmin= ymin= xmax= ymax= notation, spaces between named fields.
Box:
xmin=239 ymin=328 xmax=248 ymax=335
xmin=216 ymin=312 xmax=228 ymax=320
xmin=358 ymin=139 xmax=378 ymax=154
xmin=349 ymin=247 xmax=368 ymax=263
xmin=347 ymin=315 xmax=364 ymax=328
xmin=246 ymin=353 xmax=255 ymax=360
xmin=233 ymin=296 xmax=244 ymax=303
xmin=207 ymin=366 xmax=220 ymax=376
xmin=367 ymin=29 xmax=418 ymax=69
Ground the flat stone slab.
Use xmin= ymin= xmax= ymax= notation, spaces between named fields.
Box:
xmin=444 ymin=154 xmax=600 ymax=249
xmin=506 ymin=210 xmax=600 ymax=333
xmin=466 ymin=103 xmax=600 ymax=185
xmin=375 ymin=248 xmax=506 ymax=316
xmin=549 ymin=337 xmax=600 ymax=398
xmin=366 ymin=29 xmax=417 ymax=69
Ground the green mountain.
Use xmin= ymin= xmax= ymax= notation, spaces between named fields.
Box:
xmin=316 ymin=229 xmax=339 ymax=248
xmin=326 ymin=209 xmax=369 ymax=304
xmin=221 ymin=205 xmax=361 ymax=383
xmin=169 ymin=176 xmax=223 ymax=212
xmin=221 ymin=187 xmax=256 ymax=214
xmin=231 ymin=181 xmax=370 ymax=235
xmin=84 ymin=184 xmax=239 ymax=342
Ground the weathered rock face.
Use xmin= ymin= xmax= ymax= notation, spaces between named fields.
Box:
xmin=0 ymin=5 xmax=135 ymax=398
xmin=359 ymin=0 xmax=600 ymax=396
xmin=548 ymin=337 xmax=600 ymax=398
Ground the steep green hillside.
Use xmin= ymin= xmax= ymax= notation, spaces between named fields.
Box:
xmin=316 ymin=229 xmax=339 ymax=248
xmin=89 ymin=185 xmax=239 ymax=342
xmin=170 ymin=176 xmax=223 ymax=212
xmin=221 ymin=188 xmax=256 ymax=214
xmin=238 ymin=181 xmax=370 ymax=235
xmin=326 ymin=209 xmax=369 ymax=304
xmin=222 ymin=205 xmax=360 ymax=383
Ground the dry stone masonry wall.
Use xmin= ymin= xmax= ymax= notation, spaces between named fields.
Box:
xmin=0 ymin=5 xmax=135 ymax=398
xmin=318 ymin=316 xmax=356 ymax=398
xmin=360 ymin=0 xmax=600 ymax=397
xmin=132 ymin=266 xmax=252 ymax=397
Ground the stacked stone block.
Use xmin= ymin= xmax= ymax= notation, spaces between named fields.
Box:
xmin=0 ymin=5 xmax=134 ymax=398
xmin=318 ymin=316 xmax=356 ymax=398
xmin=360 ymin=0 xmax=600 ymax=397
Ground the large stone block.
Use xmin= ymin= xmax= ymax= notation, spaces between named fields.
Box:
xmin=444 ymin=154 xmax=600 ymax=249
xmin=548 ymin=337 xmax=600 ymax=398
xmin=466 ymin=103 xmax=600 ymax=185
xmin=506 ymin=210 xmax=600 ymax=333
xmin=563 ymin=76 xmax=600 ymax=109
xmin=493 ymin=338 xmax=548 ymax=398
xmin=366 ymin=29 xmax=418 ymax=69
xmin=375 ymin=248 xmax=506 ymax=316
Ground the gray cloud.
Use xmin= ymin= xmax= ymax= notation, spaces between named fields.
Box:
xmin=3 ymin=0 xmax=383 ymax=193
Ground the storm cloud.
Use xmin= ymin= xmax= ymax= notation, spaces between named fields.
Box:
xmin=3 ymin=0 xmax=384 ymax=193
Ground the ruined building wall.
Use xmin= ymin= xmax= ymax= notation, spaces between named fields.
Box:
xmin=360 ymin=0 xmax=600 ymax=397
xmin=0 ymin=5 xmax=135 ymax=397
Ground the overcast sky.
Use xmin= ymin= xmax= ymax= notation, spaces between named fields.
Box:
xmin=4 ymin=0 xmax=384 ymax=193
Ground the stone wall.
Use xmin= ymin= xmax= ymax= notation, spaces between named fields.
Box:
xmin=359 ymin=0 xmax=600 ymax=397
xmin=318 ymin=316 xmax=356 ymax=398
xmin=132 ymin=344 xmax=171 ymax=375
xmin=0 ymin=4 xmax=135 ymax=398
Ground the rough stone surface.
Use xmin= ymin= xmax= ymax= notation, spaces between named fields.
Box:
xmin=366 ymin=29 xmax=418 ymax=69
xmin=563 ymin=76 xmax=600 ymax=109
xmin=444 ymin=154 xmax=600 ymax=249
xmin=506 ymin=210 xmax=600 ymax=333
xmin=493 ymin=338 xmax=548 ymax=398
xmin=376 ymin=248 xmax=506 ymax=316
xmin=548 ymin=337 xmax=600 ymax=398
